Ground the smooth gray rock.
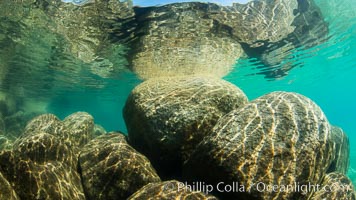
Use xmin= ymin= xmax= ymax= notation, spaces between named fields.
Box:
xmin=124 ymin=76 xmax=248 ymax=178
xmin=128 ymin=180 xmax=218 ymax=200
xmin=311 ymin=172 xmax=356 ymax=200
xmin=79 ymin=133 xmax=161 ymax=200
xmin=184 ymin=92 xmax=334 ymax=200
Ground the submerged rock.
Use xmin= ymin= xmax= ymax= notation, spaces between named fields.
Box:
xmin=24 ymin=112 xmax=96 ymax=154
xmin=0 ymin=111 xmax=105 ymax=200
xmin=311 ymin=172 xmax=356 ymax=200
xmin=0 ymin=171 xmax=19 ymax=200
xmin=62 ymin=112 xmax=95 ymax=148
xmin=327 ymin=126 xmax=350 ymax=174
xmin=79 ymin=133 xmax=161 ymax=200
xmin=24 ymin=113 xmax=64 ymax=136
xmin=12 ymin=132 xmax=77 ymax=169
xmin=184 ymin=92 xmax=334 ymax=200
xmin=128 ymin=180 xmax=218 ymax=200
xmin=0 ymin=150 xmax=85 ymax=200
xmin=124 ymin=76 xmax=248 ymax=178
xmin=0 ymin=111 xmax=109 ymax=199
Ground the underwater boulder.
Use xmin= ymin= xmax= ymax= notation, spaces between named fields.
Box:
xmin=79 ymin=133 xmax=161 ymax=200
xmin=0 ymin=171 xmax=19 ymax=200
xmin=24 ymin=113 xmax=64 ymax=136
xmin=62 ymin=111 xmax=95 ymax=148
xmin=123 ymin=76 xmax=248 ymax=178
xmin=326 ymin=126 xmax=350 ymax=174
xmin=12 ymin=132 xmax=77 ymax=169
xmin=0 ymin=150 xmax=85 ymax=200
xmin=127 ymin=180 xmax=218 ymax=200
xmin=184 ymin=91 xmax=334 ymax=200
xmin=24 ymin=112 xmax=96 ymax=155
xmin=1 ymin=131 xmax=85 ymax=199
xmin=310 ymin=172 xmax=356 ymax=200
xmin=13 ymin=161 xmax=84 ymax=200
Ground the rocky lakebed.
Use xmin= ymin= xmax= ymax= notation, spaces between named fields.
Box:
xmin=0 ymin=0 xmax=355 ymax=199
xmin=0 ymin=75 xmax=355 ymax=199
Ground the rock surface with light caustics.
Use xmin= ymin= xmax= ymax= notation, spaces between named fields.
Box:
xmin=124 ymin=76 xmax=248 ymax=178
xmin=79 ymin=133 xmax=161 ymax=200
xmin=184 ymin=92 xmax=335 ymax=200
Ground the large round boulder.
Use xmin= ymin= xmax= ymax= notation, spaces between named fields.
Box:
xmin=123 ymin=76 xmax=248 ymax=178
xmin=79 ymin=133 xmax=161 ymax=200
xmin=128 ymin=180 xmax=218 ymax=200
xmin=184 ymin=92 xmax=334 ymax=200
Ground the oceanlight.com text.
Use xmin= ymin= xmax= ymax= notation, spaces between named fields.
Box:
xmin=163 ymin=181 xmax=353 ymax=194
